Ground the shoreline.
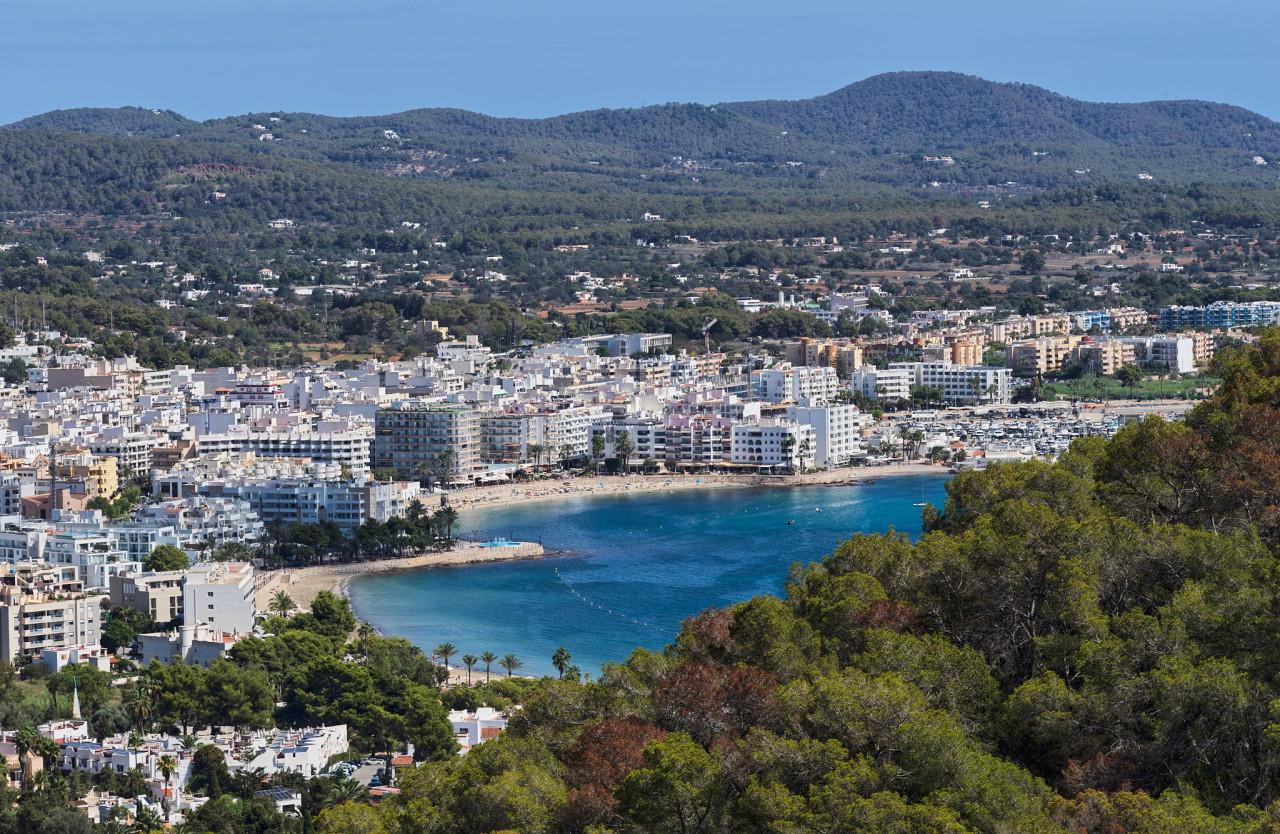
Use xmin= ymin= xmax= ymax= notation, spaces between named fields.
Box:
xmin=255 ymin=540 xmax=546 ymax=612
xmin=256 ymin=463 xmax=950 ymax=614
xmin=448 ymin=462 xmax=950 ymax=511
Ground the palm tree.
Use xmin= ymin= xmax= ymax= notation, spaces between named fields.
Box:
xmin=461 ymin=654 xmax=478 ymax=685
xmin=357 ymin=621 xmax=375 ymax=656
xmin=551 ymin=647 xmax=571 ymax=679
xmin=614 ymin=430 xmax=635 ymax=475
xmin=591 ymin=433 xmax=606 ymax=475
xmin=434 ymin=505 xmax=459 ymax=542
xmin=432 ymin=448 xmax=456 ymax=488
xmin=131 ymin=805 xmax=165 ymax=834
xmin=269 ymin=589 xmax=297 ymax=619
xmin=415 ymin=459 xmax=434 ymax=488
xmin=328 ymin=776 xmax=370 ymax=807
xmin=499 ymin=654 xmax=523 ymax=677
xmin=34 ymin=735 xmax=59 ymax=774
xmin=434 ymin=642 xmax=457 ymax=673
xmin=158 ymin=754 xmax=176 ymax=820
xmin=526 ymin=442 xmax=545 ymax=472
xmin=558 ymin=444 xmax=575 ymax=470
xmin=780 ymin=434 xmax=797 ymax=473
xmin=895 ymin=424 xmax=911 ymax=461
xmin=14 ymin=726 xmax=37 ymax=793
xmin=480 ymin=651 xmax=497 ymax=683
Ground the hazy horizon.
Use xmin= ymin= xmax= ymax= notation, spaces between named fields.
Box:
xmin=3 ymin=0 xmax=1278 ymax=124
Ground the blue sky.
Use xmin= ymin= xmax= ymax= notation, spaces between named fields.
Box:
xmin=3 ymin=0 xmax=1277 ymax=123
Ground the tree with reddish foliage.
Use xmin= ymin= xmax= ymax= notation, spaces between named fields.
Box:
xmin=560 ymin=718 xmax=668 ymax=830
xmin=653 ymin=662 xmax=778 ymax=746
xmin=675 ymin=607 xmax=736 ymax=663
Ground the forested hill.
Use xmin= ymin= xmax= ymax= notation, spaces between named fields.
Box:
xmin=6 ymin=72 xmax=1280 ymax=189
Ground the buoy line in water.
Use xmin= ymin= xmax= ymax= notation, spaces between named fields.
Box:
xmin=554 ymin=567 xmax=669 ymax=633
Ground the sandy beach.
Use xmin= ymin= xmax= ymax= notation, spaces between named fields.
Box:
xmin=255 ymin=462 xmax=949 ymax=616
xmin=447 ymin=461 xmax=949 ymax=511
xmin=255 ymin=540 xmax=545 ymax=612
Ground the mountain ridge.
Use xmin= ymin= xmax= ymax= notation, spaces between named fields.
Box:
xmin=3 ymin=71 xmax=1280 ymax=211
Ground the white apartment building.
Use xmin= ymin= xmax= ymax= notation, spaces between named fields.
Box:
xmin=889 ymin=362 xmax=1012 ymax=405
xmin=191 ymin=478 xmax=417 ymax=532
xmin=752 ymin=366 xmax=841 ymax=406
xmin=849 ymin=368 xmax=914 ymax=403
xmin=243 ymin=725 xmax=349 ymax=777
xmin=137 ymin=497 xmax=264 ymax=546
xmin=786 ymin=405 xmax=865 ymax=468
xmin=42 ymin=531 xmax=141 ymax=589
xmin=1119 ymin=336 xmax=1195 ymax=374
xmin=591 ymin=419 xmax=665 ymax=464
xmin=729 ymin=420 xmax=814 ymax=470
xmin=89 ymin=431 xmax=158 ymax=477
xmin=0 ymin=529 xmax=44 ymax=565
xmin=196 ymin=428 xmax=371 ymax=476
xmin=184 ymin=561 xmax=256 ymax=635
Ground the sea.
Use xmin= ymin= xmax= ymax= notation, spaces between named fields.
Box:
xmin=346 ymin=474 xmax=950 ymax=678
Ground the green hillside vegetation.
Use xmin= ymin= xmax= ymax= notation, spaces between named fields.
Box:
xmin=8 ymin=72 xmax=1280 ymax=190
xmin=296 ymin=330 xmax=1280 ymax=834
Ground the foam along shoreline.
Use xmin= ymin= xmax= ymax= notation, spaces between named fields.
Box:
xmin=255 ymin=540 xmax=545 ymax=612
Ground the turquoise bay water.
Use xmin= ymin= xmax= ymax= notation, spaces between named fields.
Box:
xmin=347 ymin=475 xmax=949 ymax=678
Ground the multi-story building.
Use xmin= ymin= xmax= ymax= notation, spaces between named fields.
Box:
xmin=784 ymin=338 xmax=864 ymax=375
xmin=196 ymin=429 xmax=371 ymax=476
xmin=1120 ymin=336 xmax=1196 ymax=374
xmin=42 ymin=531 xmax=140 ymax=589
xmin=183 ymin=561 xmax=256 ymax=636
xmin=136 ymin=497 xmax=264 ymax=546
xmin=607 ymin=333 xmax=673 ymax=357
xmin=730 ymin=420 xmax=814 ymax=470
xmin=945 ymin=333 xmax=987 ymax=367
xmin=0 ymin=567 xmax=102 ymax=664
xmin=89 ymin=431 xmax=158 ymax=478
xmin=137 ymin=621 xmax=243 ymax=668
xmin=848 ymin=367 xmax=913 ymax=403
xmin=786 ymin=405 xmax=864 ymax=467
xmin=54 ymin=451 xmax=118 ymax=500
xmin=109 ymin=570 xmax=185 ymax=625
xmin=1007 ymin=336 xmax=1082 ymax=376
xmin=753 ymin=366 xmax=841 ymax=406
xmin=889 ymin=362 xmax=1012 ymax=406
xmin=192 ymin=478 xmax=419 ymax=533
xmin=659 ymin=415 xmax=734 ymax=467
xmin=1159 ymin=300 xmax=1280 ymax=329
xmin=591 ymin=418 xmax=665 ymax=464
xmin=1074 ymin=339 xmax=1136 ymax=376
xmin=373 ymin=404 xmax=480 ymax=482
xmin=242 ymin=725 xmax=349 ymax=777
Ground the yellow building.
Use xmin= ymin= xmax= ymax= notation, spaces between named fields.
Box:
xmin=1074 ymin=339 xmax=1136 ymax=375
xmin=54 ymin=451 xmax=119 ymax=500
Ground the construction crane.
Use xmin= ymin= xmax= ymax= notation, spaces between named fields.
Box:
xmin=702 ymin=317 xmax=717 ymax=354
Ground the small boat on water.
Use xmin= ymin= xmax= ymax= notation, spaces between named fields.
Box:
xmin=912 ymin=485 xmax=928 ymax=507
xmin=787 ymin=520 xmax=795 ymax=525
xmin=814 ymin=508 xmax=822 ymax=512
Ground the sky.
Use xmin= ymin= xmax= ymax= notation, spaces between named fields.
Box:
xmin=3 ymin=0 xmax=1279 ymax=124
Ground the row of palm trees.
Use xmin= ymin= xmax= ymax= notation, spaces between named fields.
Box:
xmin=432 ymin=643 xmax=523 ymax=684
xmin=252 ymin=499 xmax=460 ymax=570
